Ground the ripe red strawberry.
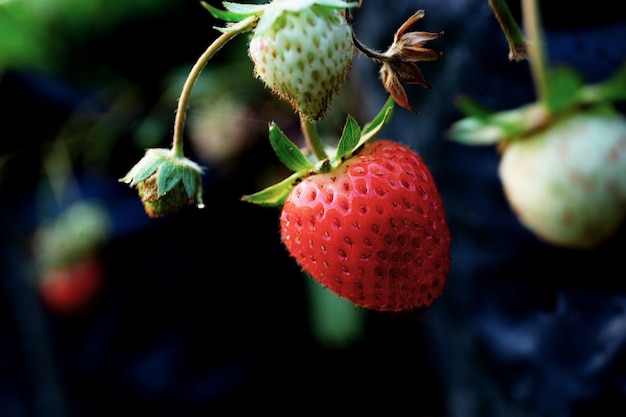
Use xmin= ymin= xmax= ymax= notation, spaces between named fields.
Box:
xmin=38 ymin=253 xmax=103 ymax=314
xmin=279 ymin=139 xmax=451 ymax=311
xmin=31 ymin=201 xmax=110 ymax=314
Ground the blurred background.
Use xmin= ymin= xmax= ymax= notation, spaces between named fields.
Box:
xmin=1 ymin=0 xmax=625 ymax=416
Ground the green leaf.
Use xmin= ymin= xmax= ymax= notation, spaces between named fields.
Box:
xmin=334 ymin=115 xmax=361 ymax=161
xmin=269 ymin=122 xmax=314 ymax=172
xmin=241 ymin=171 xmax=303 ymax=207
xmin=544 ymin=66 xmax=585 ymax=114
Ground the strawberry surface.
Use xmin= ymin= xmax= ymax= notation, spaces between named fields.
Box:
xmin=498 ymin=111 xmax=626 ymax=249
xmin=280 ymin=140 xmax=451 ymax=311
xmin=248 ymin=2 xmax=354 ymax=121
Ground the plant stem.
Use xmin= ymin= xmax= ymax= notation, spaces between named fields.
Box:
xmin=172 ymin=20 xmax=254 ymax=158
xmin=300 ymin=114 xmax=328 ymax=161
xmin=487 ymin=0 xmax=528 ymax=61
xmin=521 ymin=0 xmax=549 ymax=103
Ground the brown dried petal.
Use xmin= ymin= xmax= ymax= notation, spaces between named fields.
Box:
xmin=400 ymin=30 xmax=444 ymax=48
xmin=390 ymin=60 xmax=431 ymax=88
xmin=380 ymin=64 xmax=419 ymax=114
xmin=397 ymin=32 xmax=444 ymax=62
xmin=394 ymin=10 xmax=427 ymax=41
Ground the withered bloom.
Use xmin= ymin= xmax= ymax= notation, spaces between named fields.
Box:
xmin=353 ymin=10 xmax=443 ymax=114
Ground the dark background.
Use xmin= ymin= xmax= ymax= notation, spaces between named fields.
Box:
xmin=1 ymin=0 xmax=625 ymax=416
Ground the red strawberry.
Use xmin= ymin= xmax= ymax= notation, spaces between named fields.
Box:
xmin=279 ymin=139 xmax=451 ymax=312
xmin=38 ymin=253 xmax=103 ymax=314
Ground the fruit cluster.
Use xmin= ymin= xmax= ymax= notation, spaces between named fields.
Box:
xmin=120 ymin=0 xmax=451 ymax=312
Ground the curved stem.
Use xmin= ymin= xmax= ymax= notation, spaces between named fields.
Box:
xmin=352 ymin=32 xmax=386 ymax=63
xmin=522 ymin=0 xmax=548 ymax=103
xmin=172 ymin=20 xmax=255 ymax=158
xmin=300 ymin=114 xmax=328 ymax=161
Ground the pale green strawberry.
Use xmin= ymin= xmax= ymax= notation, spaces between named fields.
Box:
xmin=498 ymin=110 xmax=626 ymax=249
xmin=248 ymin=0 xmax=357 ymax=121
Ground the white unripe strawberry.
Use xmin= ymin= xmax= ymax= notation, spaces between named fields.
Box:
xmin=248 ymin=1 xmax=356 ymax=121
xmin=498 ymin=110 xmax=626 ymax=249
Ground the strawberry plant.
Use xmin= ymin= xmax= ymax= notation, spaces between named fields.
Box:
xmin=120 ymin=0 xmax=451 ymax=311
xmin=449 ymin=0 xmax=626 ymax=249
xmin=31 ymin=200 xmax=110 ymax=314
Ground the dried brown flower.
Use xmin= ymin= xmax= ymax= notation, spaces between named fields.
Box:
xmin=353 ymin=10 xmax=443 ymax=114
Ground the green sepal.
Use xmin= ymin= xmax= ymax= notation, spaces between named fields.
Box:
xmin=333 ymin=96 xmax=395 ymax=165
xmin=284 ymin=0 xmax=361 ymax=10
xmin=243 ymin=94 xmax=394 ymax=207
xmin=157 ymin=160 xmax=182 ymax=196
xmin=119 ymin=148 xmax=164 ymax=186
xmin=182 ymin=167 xmax=200 ymax=199
xmin=255 ymin=0 xmax=360 ymax=34
xmin=356 ymin=95 xmax=395 ymax=148
xmin=268 ymin=0 xmax=360 ymax=12
xmin=448 ymin=99 xmax=549 ymax=145
xmin=455 ymin=94 xmax=494 ymax=119
xmin=120 ymin=148 xmax=204 ymax=207
xmin=222 ymin=1 xmax=269 ymax=15
xmin=201 ymin=1 xmax=263 ymax=22
xmin=334 ymin=115 xmax=361 ymax=161
xmin=580 ymin=60 xmax=626 ymax=104
xmin=269 ymin=122 xmax=314 ymax=172
xmin=241 ymin=171 xmax=305 ymax=207
xmin=544 ymin=65 xmax=585 ymax=114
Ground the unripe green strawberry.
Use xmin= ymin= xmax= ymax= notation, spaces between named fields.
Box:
xmin=248 ymin=1 xmax=356 ymax=121
xmin=498 ymin=110 xmax=626 ymax=249
xmin=280 ymin=139 xmax=451 ymax=311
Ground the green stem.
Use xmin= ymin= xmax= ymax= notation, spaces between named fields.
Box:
xmin=172 ymin=19 xmax=254 ymax=158
xmin=521 ymin=0 xmax=549 ymax=103
xmin=488 ymin=0 xmax=528 ymax=61
xmin=300 ymin=114 xmax=328 ymax=161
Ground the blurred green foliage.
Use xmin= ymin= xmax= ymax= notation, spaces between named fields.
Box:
xmin=0 ymin=0 xmax=179 ymax=71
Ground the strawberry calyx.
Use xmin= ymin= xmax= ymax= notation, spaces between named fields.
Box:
xmin=119 ymin=148 xmax=205 ymax=217
xmin=242 ymin=96 xmax=395 ymax=207
xmin=449 ymin=62 xmax=626 ymax=146
xmin=203 ymin=0 xmax=360 ymax=31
